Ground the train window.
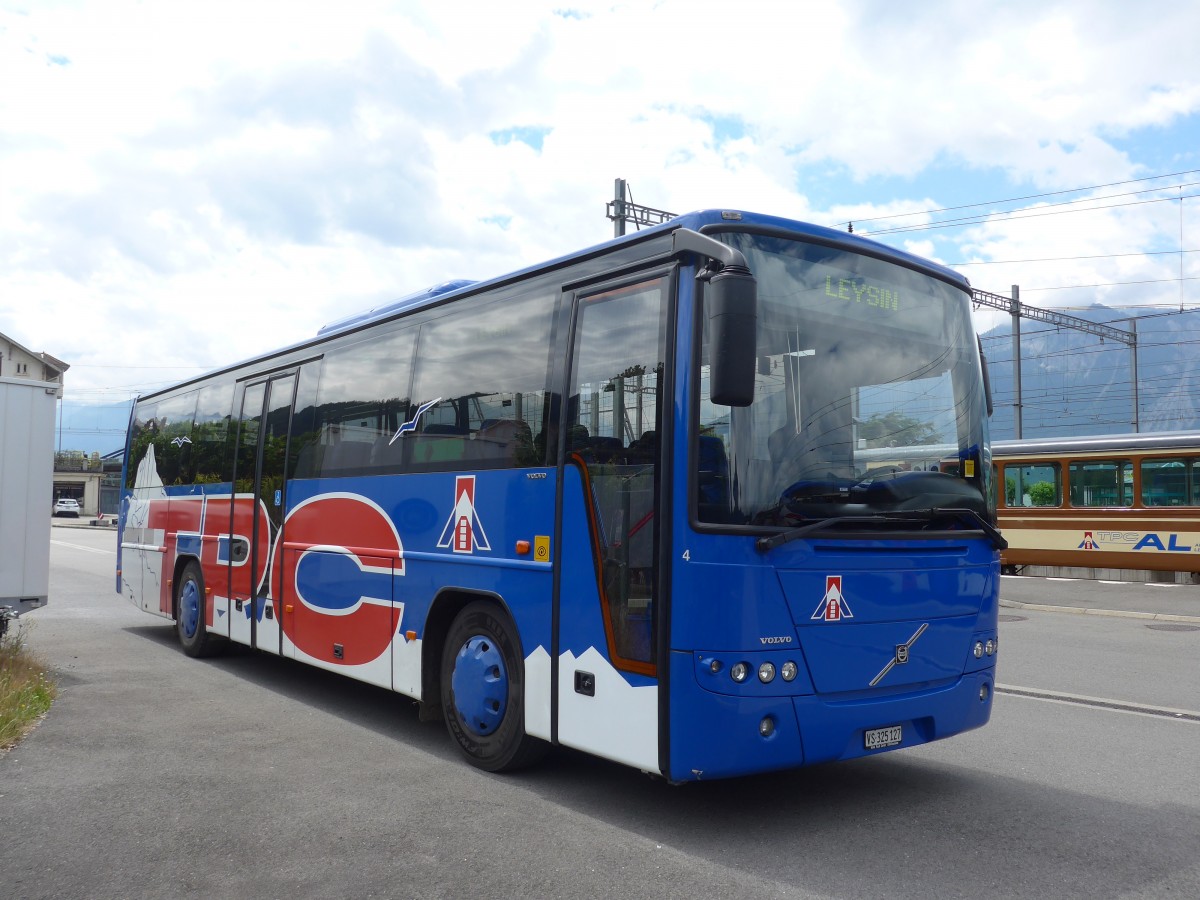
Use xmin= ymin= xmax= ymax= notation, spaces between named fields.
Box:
xmin=1069 ymin=459 xmax=1133 ymax=508
xmin=1005 ymin=463 xmax=1060 ymax=508
xmin=1141 ymin=458 xmax=1197 ymax=507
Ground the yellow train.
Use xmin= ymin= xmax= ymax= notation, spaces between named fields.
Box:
xmin=992 ymin=431 xmax=1200 ymax=577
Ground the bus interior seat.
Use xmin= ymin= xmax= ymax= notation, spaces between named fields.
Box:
xmin=566 ymin=424 xmax=590 ymax=454
xmin=321 ymin=440 xmax=372 ymax=474
xmin=698 ymin=434 xmax=728 ymax=476
xmin=697 ymin=434 xmax=729 ymax=512
xmin=370 ymin=435 xmax=405 ymax=471
xmin=476 ymin=419 xmax=533 ymax=463
xmin=294 ymin=441 xmax=323 ymax=479
xmin=626 ymin=430 xmax=656 ymax=463
xmin=589 ymin=435 xmax=624 ymax=463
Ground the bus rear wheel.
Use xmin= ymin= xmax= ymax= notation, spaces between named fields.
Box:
xmin=176 ymin=561 xmax=222 ymax=658
xmin=440 ymin=601 xmax=546 ymax=772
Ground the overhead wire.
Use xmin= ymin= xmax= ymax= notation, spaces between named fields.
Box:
xmin=838 ymin=168 xmax=1200 ymax=228
xmin=861 ymin=192 xmax=1200 ymax=237
xmin=951 ymin=248 xmax=1200 ymax=267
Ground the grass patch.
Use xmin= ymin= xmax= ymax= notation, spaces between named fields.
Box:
xmin=0 ymin=621 xmax=57 ymax=750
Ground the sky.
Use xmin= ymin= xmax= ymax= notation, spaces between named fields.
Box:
xmin=2 ymin=0 xmax=1199 ymax=454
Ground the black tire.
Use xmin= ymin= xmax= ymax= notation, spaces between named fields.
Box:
xmin=440 ymin=601 xmax=547 ymax=772
xmin=175 ymin=561 xmax=222 ymax=658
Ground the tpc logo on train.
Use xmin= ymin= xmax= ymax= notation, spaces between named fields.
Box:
xmin=1082 ymin=530 xmax=1198 ymax=553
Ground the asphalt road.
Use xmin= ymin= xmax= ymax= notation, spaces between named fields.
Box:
xmin=2 ymin=526 xmax=1197 ymax=899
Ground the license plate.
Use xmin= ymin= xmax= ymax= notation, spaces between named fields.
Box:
xmin=864 ymin=725 xmax=903 ymax=750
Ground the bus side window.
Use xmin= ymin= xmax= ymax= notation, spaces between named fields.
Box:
xmin=408 ymin=288 xmax=553 ymax=470
xmin=193 ymin=381 xmax=236 ymax=485
xmin=155 ymin=391 xmax=200 ymax=487
xmin=297 ymin=326 xmax=416 ymax=478
xmin=289 ymin=362 xmax=322 ymax=480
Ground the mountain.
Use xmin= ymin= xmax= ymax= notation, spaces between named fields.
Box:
xmin=979 ymin=304 xmax=1200 ymax=440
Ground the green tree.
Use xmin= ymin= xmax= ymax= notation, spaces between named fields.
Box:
xmin=1029 ymin=481 xmax=1056 ymax=506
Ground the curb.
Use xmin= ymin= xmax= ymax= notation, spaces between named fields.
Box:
xmin=1000 ymin=598 xmax=1200 ymax=625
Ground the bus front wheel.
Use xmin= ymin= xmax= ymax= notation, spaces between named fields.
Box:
xmin=440 ymin=601 xmax=546 ymax=772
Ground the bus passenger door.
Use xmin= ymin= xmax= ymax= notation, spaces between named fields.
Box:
xmin=556 ymin=271 xmax=670 ymax=774
xmin=230 ymin=373 xmax=295 ymax=653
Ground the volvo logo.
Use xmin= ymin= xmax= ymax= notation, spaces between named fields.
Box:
xmin=869 ymin=623 xmax=928 ymax=687
xmin=760 ymin=636 xmax=793 ymax=645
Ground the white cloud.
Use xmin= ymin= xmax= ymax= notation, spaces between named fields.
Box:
xmin=1 ymin=0 xmax=1199 ymax=444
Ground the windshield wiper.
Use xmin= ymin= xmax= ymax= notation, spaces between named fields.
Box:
xmin=756 ymin=507 xmax=1007 ymax=553
xmin=756 ymin=515 xmax=893 ymax=552
xmin=926 ymin=507 xmax=1008 ymax=551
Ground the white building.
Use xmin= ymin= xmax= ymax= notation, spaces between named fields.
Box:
xmin=0 ymin=331 xmax=68 ymax=389
xmin=0 ymin=329 xmax=86 ymax=512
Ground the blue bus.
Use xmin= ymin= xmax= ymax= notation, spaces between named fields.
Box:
xmin=117 ymin=209 xmax=1003 ymax=781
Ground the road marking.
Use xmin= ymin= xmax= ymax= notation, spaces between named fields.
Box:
xmin=999 ymin=599 xmax=1200 ymax=624
xmin=996 ymin=683 xmax=1200 ymax=723
xmin=50 ymin=540 xmax=115 ymax=555
xmin=1002 ymin=573 xmax=1193 ymax=590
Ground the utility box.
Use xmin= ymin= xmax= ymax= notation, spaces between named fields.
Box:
xmin=0 ymin=375 xmax=57 ymax=629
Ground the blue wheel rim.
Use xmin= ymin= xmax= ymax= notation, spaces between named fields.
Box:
xmin=451 ymin=634 xmax=508 ymax=736
xmin=180 ymin=579 xmax=201 ymax=640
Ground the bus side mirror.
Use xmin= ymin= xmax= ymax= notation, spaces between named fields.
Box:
xmin=707 ymin=265 xmax=757 ymax=407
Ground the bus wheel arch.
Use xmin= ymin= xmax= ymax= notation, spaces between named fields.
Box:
xmin=420 ymin=589 xmax=472 ymax=721
xmin=435 ymin=595 xmax=546 ymax=772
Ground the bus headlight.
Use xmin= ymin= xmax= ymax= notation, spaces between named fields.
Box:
xmin=780 ymin=661 xmax=798 ymax=682
xmin=985 ymin=639 xmax=996 ymax=656
xmin=758 ymin=662 xmax=776 ymax=683
xmin=973 ymin=641 xmax=985 ymax=659
xmin=730 ymin=662 xmax=749 ymax=683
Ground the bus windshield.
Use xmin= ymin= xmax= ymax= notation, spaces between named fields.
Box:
xmin=697 ymin=232 xmax=990 ymax=527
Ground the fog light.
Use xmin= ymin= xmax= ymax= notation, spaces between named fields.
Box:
xmin=709 ymin=658 xmax=722 ymax=674
xmin=781 ymin=661 xmax=798 ymax=682
xmin=759 ymin=716 xmax=775 ymax=737
xmin=730 ymin=662 xmax=749 ymax=683
xmin=758 ymin=662 xmax=776 ymax=683
xmin=985 ymin=639 xmax=996 ymax=657
xmin=973 ymin=641 xmax=984 ymax=659
xmin=979 ymin=683 xmax=990 ymax=702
